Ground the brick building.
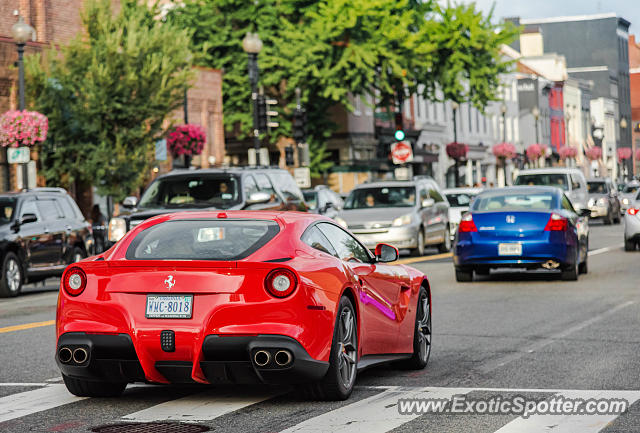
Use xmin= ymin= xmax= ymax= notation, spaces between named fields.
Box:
xmin=0 ymin=1 xmax=224 ymax=212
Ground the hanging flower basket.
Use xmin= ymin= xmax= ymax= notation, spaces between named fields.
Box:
xmin=167 ymin=124 xmax=206 ymax=157
xmin=492 ymin=142 xmax=517 ymax=160
xmin=0 ymin=110 xmax=48 ymax=147
xmin=585 ymin=147 xmax=602 ymax=161
xmin=617 ymin=147 xmax=632 ymax=162
xmin=445 ymin=142 xmax=468 ymax=160
xmin=558 ymin=146 xmax=577 ymax=160
xmin=525 ymin=143 xmax=545 ymax=160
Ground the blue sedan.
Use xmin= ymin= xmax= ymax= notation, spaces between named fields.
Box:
xmin=453 ymin=186 xmax=590 ymax=282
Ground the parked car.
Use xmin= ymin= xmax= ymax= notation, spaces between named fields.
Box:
xmin=444 ymin=187 xmax=483 ymax=240
xmin=302 ymin=186 xmax=343 ymax=218
xmin=107 ymin=168 xmax=307 ymax=245
xmin=335 ymin=179 xmax=450 ymax=256
xmin=56 ymin=211 xmax=431 ymax=400
xmin=624 ymin=189 xmax=640 ymax=251
xmin=453 ymin=186 xmax=590 ymax=282
xmin=0 ymin=187 xmax=93 ymax=297
xmin=586 ymin=178 xmax=621 ymax=224
xmin=619 ymin=180 xmax=640 ymax=215
xmin=514 ymin=168 xmax=588 ymax=211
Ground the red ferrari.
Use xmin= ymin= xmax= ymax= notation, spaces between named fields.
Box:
xmin=56 ymin=211 xmax=431 ymax=400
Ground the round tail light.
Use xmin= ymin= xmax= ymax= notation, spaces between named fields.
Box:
xmin=265 ymin=269 xmax=297 ymax=298
xmin=63 ymin=267 xmax=87 ymax=296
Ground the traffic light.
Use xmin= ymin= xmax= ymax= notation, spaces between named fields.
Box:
xmin=394 ymin=111 xmax=404 ymax=141
xmin=292 ymin=108 xmax=307 ymax=143
xmin=257 ymin=96 xmax=279 ymax=133
xmin=285 ymin=146 xmax=295 ymax=166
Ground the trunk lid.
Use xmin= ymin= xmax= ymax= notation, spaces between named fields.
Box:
xmin=472 ymin=211 xmax=551 ymax=239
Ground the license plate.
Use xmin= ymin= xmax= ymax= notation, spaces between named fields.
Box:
xmin=145 ymin=295 xmax=193 ymax=319
xmin=498 ymin=243 xmax=522 ymax=256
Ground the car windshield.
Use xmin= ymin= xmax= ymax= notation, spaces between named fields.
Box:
xmin=0 ymin=198 xmax=16 ymax=224
xmin=587 ymin=182 xmax=607 ymax=194
xmin=138 ymin=175 xmax=241 ymax=209
xmin=514 ymin=174 xmax=569 ymax=190
xmin=446 ymin=193 xmax=476 ymax=207
xmin=126 ymin=219 xmax=280 ymax=260
xmin=623 ymin=184 xmax=639 ymax=194
xmin=472 ymin=192 xmax=555 ymax=212
xmin=344 ymin=186 xmax=416 ymax=209
xmin=303 ymin=191 xmax=317 ymax=210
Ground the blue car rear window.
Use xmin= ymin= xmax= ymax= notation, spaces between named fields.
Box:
xmin=472 ymin=192 xmax=556 ymax=212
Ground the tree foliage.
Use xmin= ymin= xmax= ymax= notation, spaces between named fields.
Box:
xmin=25 ymin=0 xmax=192 ymax=200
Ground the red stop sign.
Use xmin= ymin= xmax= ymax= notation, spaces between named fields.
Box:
xmin=391 ymin=141 xmax=413 ymax=163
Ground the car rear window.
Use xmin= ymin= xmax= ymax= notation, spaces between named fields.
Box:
xmin=514 ymin=174 xmax=569 ymax=190
xmin=472 ymin=192 xmax=556 ymax=212
xmin=138 ymin=175 xmax=241 ymax=209
xmin=126 ymin=219 xmax=280 ymax=260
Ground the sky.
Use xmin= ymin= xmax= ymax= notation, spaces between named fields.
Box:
xmin=461 ymin=0 xmax=640 ymax=35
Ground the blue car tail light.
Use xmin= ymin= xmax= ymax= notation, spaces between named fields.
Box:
xmin=544 ymin=213 xmax=568 ymax=231
xmin=459 ymin=213 xmax=477 ymax=232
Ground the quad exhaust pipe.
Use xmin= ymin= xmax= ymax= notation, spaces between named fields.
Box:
xmin=58 ymin=347 xmax=73 ymax=363
xmin=274 ymin=350 xmax=293 ymax=367
xmin=541 ymin=260 xmax=560 ymax=270
xmin=254 ymin=350 xmax=271 ymax=367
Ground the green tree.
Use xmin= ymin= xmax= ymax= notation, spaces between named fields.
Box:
xmin=26 ymin=0 xmax=192 ymax=200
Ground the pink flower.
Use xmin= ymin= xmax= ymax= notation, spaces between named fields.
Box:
xmin=558 ymin=146 xmax=577 ymax=160
xmin=167 ymin=124 xmax=206 ymax=157
xmin=617 ymin=147 xmax=632 ymax=162
xmin=492 ymin=142 xmax=517 ymax=159
xmin=585 ymin=147 xmax=602 ymax=161
xmin=0 ymin=110 xmax=48 ymax=147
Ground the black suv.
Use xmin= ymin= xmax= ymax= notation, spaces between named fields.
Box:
xmin=108 ymin=167 xmax=307 ymax=244
xmin=0 ymin=188 xmax=93 ymax=297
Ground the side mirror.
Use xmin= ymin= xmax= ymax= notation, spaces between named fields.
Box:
xmin=122 ymin=196 xmax=138 ymax=208
xmin=375 ymin=243 xmax=399 ymax=263
xmin=20 ymin=213 xmax=38 ymax=225
xmin=246 ymin=191 xmax=271 ymax=205
xmin=578 ymin=208 xmax=591 ymax=218
xmin=421 ymin=198 xmax=435 ymax=208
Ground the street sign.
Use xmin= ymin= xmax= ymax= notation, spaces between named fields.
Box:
xmin=155 ymin=139 xmax=167 ymax=161
xmin=7 ymin=147 xmax=30 ymax=164
xmin=294 ymin=167 xmax=311 ymax=189
xmin=391 ymin=141 xmax=413 ymax=165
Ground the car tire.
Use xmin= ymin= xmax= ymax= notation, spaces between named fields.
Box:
xmin=411 ymin=229 xmax=425 ymax=257
xmin=71 ymin=246 xmax=86 ymax=264
xmin=0 ymin=252 xmax=23 ymax=298
xmin=399 ymin=287 xmax=431 ymax=370
xmin=455 ymin=267 xmax=472 ymax=282
xmin=578 ymin=255 xmax=588 ymax=274
xmin=437 ymin=225 xmax=451 ymax=253
xmin=624 ymin=239 xmax=636 ymax=251
xmin=304 ymin=296 xmax=357 ymax=401
xmin=62 ymin=374 xmax=126 ymax=397
xmin=561 ymin=260 xmax=579 ymax=281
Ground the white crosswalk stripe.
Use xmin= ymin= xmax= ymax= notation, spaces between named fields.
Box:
xmin=279 ymin=386 xmax=469 ymax=433
xmin=122 ymin=389 xmax=278 ymax=422
xmin=0 ymin=384 xmax=86 ymax=423
xmin=494 ymin=390 xmax=640 ymax=433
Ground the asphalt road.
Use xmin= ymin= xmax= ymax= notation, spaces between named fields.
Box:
xmin=1 ymin=221 xmax=639 ymax=432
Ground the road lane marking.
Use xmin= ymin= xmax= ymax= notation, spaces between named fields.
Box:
xmin=395 ymin=252 xmax=453 ymax=265
xmin=279 ymin=386 xmax=469 ymax=433
xmin=0 ymin=384 xmax=85 ymax=423
xmin=588 ymin=244 xmax=623 ymax=256
xmin=122 ymin=389 xmax=277 ymax=422
xmin=479 ymin=301 xmax=635 ymax=374
xmin=0 ymin=320 xmax=55 ymax=334
xmin=0 ymin=383 xmax=48 ymax=387
xmin=494 ymin=389 xmax=640 ymax=433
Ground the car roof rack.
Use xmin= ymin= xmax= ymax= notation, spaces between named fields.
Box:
xmin=28 ymin=187 xmax=67 ymax=193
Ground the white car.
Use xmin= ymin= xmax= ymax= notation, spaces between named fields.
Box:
xmin=514 ymin=168 xmax=588 ymax=212
xmin=620 ymin=181 xmax=640 ymax=215
xmin=624 ymin=189 xmax=640 ymax=251
xmin=444 ymin=187 xmax=483 ymax=239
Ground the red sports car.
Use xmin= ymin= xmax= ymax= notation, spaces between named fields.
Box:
xmin=56 ymin=211 xmax=431 ymax=400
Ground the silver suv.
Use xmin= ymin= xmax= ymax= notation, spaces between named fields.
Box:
xmin=334 ymin=179 xmax=450 ymax=256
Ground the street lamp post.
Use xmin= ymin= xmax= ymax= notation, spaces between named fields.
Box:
xmin=501 ymin=104 xmax=507 ymax=142
xmin=242 ymin=32 xmax=263 ymax=160
xmin=621 ymin=117 xmax=628 ymax=181
xmin=451 ymin=101 xmax=460 ymax=186
xmin=531 ymin=107 xmax=540 ymax=144
xmin=11 ymin=15 xmax=34 ymax=191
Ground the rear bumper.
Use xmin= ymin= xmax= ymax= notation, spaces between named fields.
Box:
xmin=454 ymin=236 xmax=574 ymax=267
xmin=56 ymin=332 xmax=328 ymax=385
